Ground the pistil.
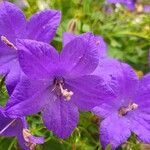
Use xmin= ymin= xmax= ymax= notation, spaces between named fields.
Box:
xmin=1 ymin=36 xmax=17 ymax=50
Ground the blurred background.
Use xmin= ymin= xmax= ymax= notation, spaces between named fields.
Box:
xmin=0 ymin=0 xmax=150 ymax=149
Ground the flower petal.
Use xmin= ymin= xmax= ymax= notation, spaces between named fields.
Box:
xmin=128 ymin=111 xmax=150 ymax=143
xmin=42 ymin=96 xmax=79 ymax=139
xmin=0 ymin=1 xmax=26 ymax=89
xmin=0 ymin=110 xmax=23 ymax=137
xmin=4 ymin=60 xmax=21 ymax=95
xmin=17 ymin=133 xmax=30 ymax=150
xmin=62 ymin=32 xmax=107 ymax=58
xmin=0 ymin=2 xmax=26 ymax=42
xmin=100 ymin=115 xmax=131 ymax=149
xmin=61 ymin=36 xmax=99 ymax=77
xmin=66 ymin=75 xmax=115 ymax=111
xmin=94 ymin=59 xmax=138 ymax=101
xmin=62 ymin=32 xmax=77 ymax=46
xmin=6 ymin=76 xmax=50 ymax=118
xmin=135 ymin=73 xmax=150 ymax=110
xmin=92 ymin=101 xmax=117 ymax=118
xmin=17 ymin=39 xmax=58 ymax=80
xmin=26 ymin=10 xmax=61 ymax=43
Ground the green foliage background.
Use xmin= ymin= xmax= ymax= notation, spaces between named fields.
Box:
xmin=0 ymin=0 xmax=150 ymax=149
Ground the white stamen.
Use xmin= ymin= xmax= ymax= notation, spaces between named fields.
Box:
xmin=1 ymin=36 xmax=17 ymax=50
xmin=59 ymin=83 xmax=74 ymax=101
xmin=118 ymin=102 xmax=138 ymax=116
xmin=0 ymin=119 xmax=16 ymax=135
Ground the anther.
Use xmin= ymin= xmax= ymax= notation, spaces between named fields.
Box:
xmin=1 ymin=36 xmax=17 ymax=50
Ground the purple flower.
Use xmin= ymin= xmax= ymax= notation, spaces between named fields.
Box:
xmin=107 ymin=0 xmax=136 ymax=10
xmin=143 ymin=5 xmax=150 ymax=13
xmin=0 ymin=106 xmax=44 ymax=150
xmin=5 ymin=33 xmax=114 ymax=138
xmin=92 ymin=63 xmax=150 ymax=149
xmin=0 ymin=2 xmax=61 ymax=94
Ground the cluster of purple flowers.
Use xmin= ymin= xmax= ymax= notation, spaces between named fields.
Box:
xmin=0 ymin=2 xmax=150 ymax=150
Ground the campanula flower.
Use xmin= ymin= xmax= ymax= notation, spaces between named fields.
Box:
xmin=0 ymin=2 xmax=61 ymax=94
xmin=6 ymin=33 xmax=114 ymax=138
xmin=107 ymin=0 xmax=136 ymax=10
xmin=0 ymin=106 xmax=44 ymax=150
xmin=92 ymin=63 xmax=150 ymax=149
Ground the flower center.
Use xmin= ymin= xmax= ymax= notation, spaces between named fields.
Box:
xmin=118 ymin=102 xmax=138 ymax=116
xmin=1 ymin=35 xmax=17 ymax=50
xmin=52 ymin=77 xmax=73 ymax=101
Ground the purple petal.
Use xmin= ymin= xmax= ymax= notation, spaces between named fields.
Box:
xmin=66 ymin=75 xmax=115 ymax=111
xmin=0 ymin=2 xmax=26 ymax=42
xmin=17 ymin=133 xmax=30 ymax=150
xmin=17 ymin=39 xmax=58 ymax=80
xmin=126 ymin=1 xmax=135 ymax=11
xmin=143 ymin=5 xmax=150 ymax=13
xmin=61 ymin=36 xmax=99 ymax=77
xmin=0 ymin=47 xmax=17 ymax=75
xmin=0 ymin=108 xmax=23 ymax=136
xmin=62 ymin=32 xmax=77 ymax=47
xmin=6 ymin=76 xmax=50 ymax=117
xmin=94 ymin=59 xmax=138 ymax=101
xmin=4 ymin=60 xmax=21 ymax=95
xmin=62 ymin=32 xmax=107 ymax=58
xmin=135 ymin=73 xmax=150 ymax=110
xmin=100 ymin=115 xmax=131 ymax=149
xmin=29 ymin=136 xmax=44 ymax=144
xmin=92 ymin=101 xmax=117 ymax=118
xmin=128 ymin=111 xmax=150 ymax=143
xmin=42 ymin=96 xmax=79 ymax=139
xmin=94 ymin=36 xmax=107 ymax=58
xmin=26 ymin=10 xmax=61 ymax=43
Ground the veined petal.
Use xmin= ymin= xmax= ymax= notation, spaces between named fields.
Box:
xmin=4 ymin=59 xmax=21 ymax=95
xmin=94 ymin=59 xmax=138 ymax=102
xmin=17 ymin=39 xmax=59 ymax=80
xmin=0 ymin=2 xmax=26 ymax=42
xmin=92 ymin=101 xmax=117 ymax=118
xmin=42 ymin=96 xmax=79 ymax=139
xmin=62 ymin=32 xmax=77 ymax=47
xmin=61 ymin=36 xmax=99 ymax=77
xmin=66 ymin=75 xmax=115 ymax=111
xmin=135 ymin=73 xmax=150 ymax=108
xmin=0 ymin=109 xmax=23 ymax=136
xmin=6 ymin=76 xmax=51 ymax=117
xmin=100 ymin=115 xmax=131 ymax=149
xmin=27 ymin=10 xmax=61 ymax=43
xmin=62 ymin=32 xmax=107 ymax=58
xmin=128 ymin=111 xmax=150 ymax=143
